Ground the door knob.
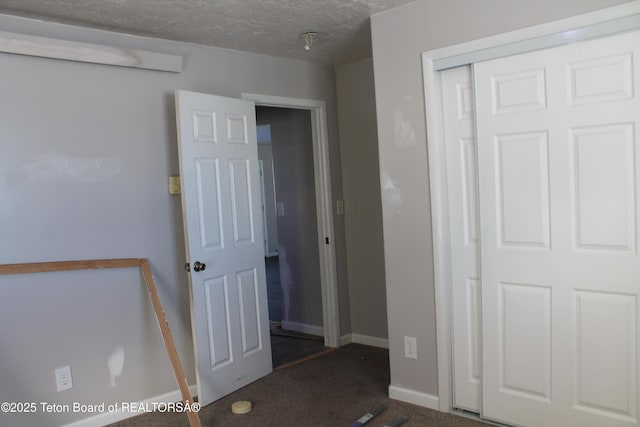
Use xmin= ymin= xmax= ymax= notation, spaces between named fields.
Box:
xmin=193 ymin=261 xmax=206 ymax=272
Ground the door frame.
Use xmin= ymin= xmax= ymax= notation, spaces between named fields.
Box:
xmin=242 ymin=93 xmax=340 ymax=348
xmin=258 ymin=159 xmax=270 ymax=257
xmin=421 ymin=2 xmax=640 ymax=413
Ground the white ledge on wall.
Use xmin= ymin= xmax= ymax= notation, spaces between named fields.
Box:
xmin=0 ymin=30 xmax=183 ymax=72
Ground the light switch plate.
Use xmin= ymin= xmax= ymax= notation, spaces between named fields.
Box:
xmin=168 ymin=176 xmax=181 ymax=195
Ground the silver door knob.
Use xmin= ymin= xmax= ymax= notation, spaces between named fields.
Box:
xmin=193 ymin=261 xmax=206 ymax=272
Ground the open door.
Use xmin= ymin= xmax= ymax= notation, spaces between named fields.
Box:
xmin=175 ymin=90 xmax=272 ymax=406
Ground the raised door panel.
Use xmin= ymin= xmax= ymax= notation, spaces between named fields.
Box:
xmin=568 ymin=53 xmax=633 ymax=105
xmin=192 ymin=111 xmax=218 ymax=143
xmin=195 ymin=158 xmax=224 ymax=250
xmin=461 ymin=137 xmax=480 ymax=245
xmin=499 ymin=283 xmax=551 ymax=401
xmin=575 ymin=291 xmax=637 ymax=423
xmin=495 ymin=132 xmax=550 ymax=249
xmin=226 ymin=114 xmax=248 ymax=144
xmin=204 ymin=276 xmax=232 ymax=369
xmin=237 ymin=268 xmax=262 ymax=356
xmin=466 ymin=278 xmax=482 ymax=386
xmin=229 ymin=158 xmax=255 ymax=246
xmin=492 ymin=68 xmax=547 ymax=115
xmin=570 ymin=124 xmax=636 ymax=252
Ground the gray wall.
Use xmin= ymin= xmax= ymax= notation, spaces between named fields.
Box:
xmin=256 ymin=107 xmax=324 ymax=328
xmin=336 ymin=58 xmax=387 ymax=341
xmin=258 ymin=144 xmax=279 ymax=256
xmin=370 ymin=0 xmax=631 ymax=398
xmin=0 ymin=13 xmax=347 ymax=427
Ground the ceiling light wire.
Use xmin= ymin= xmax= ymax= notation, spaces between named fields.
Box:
xmin=302 ymin=32 xmax=317 ymax=51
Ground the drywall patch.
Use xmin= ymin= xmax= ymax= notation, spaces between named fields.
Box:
xmin=393 ymin=103 xmax=416 ymax=148
xmin=380 ymin=171 xmax=402 ymax=213
xmin=107 ymin=345 xmax=125 ymax=386
xmin=6 ymin=154 xmax=122 ymax=186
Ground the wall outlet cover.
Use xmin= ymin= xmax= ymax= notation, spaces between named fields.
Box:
xmin=55 ymin=365 xmax=73 ymax=392
xmin=404 ymin=336 xmax=418 ymax=359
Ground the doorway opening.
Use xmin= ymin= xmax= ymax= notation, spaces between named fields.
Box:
xmin=255 ymin=108 xmax=327 ymax=368
xmin=243 ymin=92 xmax=341 ymax=355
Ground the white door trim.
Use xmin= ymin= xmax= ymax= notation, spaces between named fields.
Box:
xmin=421 ymin=1 xmax=640 ymax=413
xmin=242 ymin=93 xmax=340 ymax=348
xmin=258 ymin=160 xmax=270 ymax=257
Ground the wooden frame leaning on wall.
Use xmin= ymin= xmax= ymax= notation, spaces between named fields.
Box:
xmin=0 ymin=258 xmax=202 ymax=427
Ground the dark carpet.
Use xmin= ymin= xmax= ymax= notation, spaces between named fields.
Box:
xmin=108 ymin=344 xmax=491 ymax=427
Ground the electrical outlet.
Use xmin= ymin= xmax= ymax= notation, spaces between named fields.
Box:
xmin=55 ymin=365 xmax=73 ymax=392
xmin=404 ymin=336 xmax=417 ymax=359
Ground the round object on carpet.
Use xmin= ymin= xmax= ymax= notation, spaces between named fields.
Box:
xmin=231 ymin=400 xmax=252 ymax=414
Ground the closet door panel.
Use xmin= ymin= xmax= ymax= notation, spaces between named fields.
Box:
xmin=475 ymin=30 xmax=640 ymax=427
xmin=442 ymin=65 xmax=481 ymax=412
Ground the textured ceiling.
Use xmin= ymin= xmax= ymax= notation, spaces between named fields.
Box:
xmin=0 ymin=0 xmax=416 ymax=65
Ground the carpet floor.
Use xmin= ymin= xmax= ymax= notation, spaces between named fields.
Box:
xmin=108 ymin=344 xmax=491 ymax=427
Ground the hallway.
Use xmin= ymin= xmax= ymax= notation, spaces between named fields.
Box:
xmin=265 ymin=256 xmax=327 ymax=368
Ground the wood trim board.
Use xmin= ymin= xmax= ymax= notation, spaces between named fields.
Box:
xmin=0 ymin=31 xmax=183 ymax=72
xmin=0 ymin=258 xmax=201 ymax=427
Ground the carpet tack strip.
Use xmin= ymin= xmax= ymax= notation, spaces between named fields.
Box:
xmin=274 ymin=347 xmax=336 ymax=370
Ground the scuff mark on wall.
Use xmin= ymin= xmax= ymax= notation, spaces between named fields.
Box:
xmin=380 ymin=170 xmax=402 ymax=214
xmin=393 ymin=98 xmax=416 ymax=148
xmin=107 ymin=345 xmax=125 ymax=387
xmin=5 ymin=154 xmax=122 ymax=186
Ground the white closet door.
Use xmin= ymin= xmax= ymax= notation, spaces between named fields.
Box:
xmin=441 ymin=65 xmax=481 ymax=412
xmin=475 ymin=30 xmax=640 ymax=427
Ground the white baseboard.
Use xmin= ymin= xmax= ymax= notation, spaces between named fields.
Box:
xmin=388 ymin=385 xmax=439 ymax=411
xmin=340 ymin=334 xmax=352 ymax=346
xmin=351 ymin=333 xmax=389 ymax=349
xmin=280 ymin=320 xmax=323 ymax=336
xmin=62 ymin=385 xmax=197 ymax=427
xmin=339 ymin=333 xmax=389 ymax=349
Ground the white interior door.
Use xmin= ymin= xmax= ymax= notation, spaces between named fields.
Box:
xmin=175 ymin=90 xmax=272 ymax=406
xmin=475 ymin=31 xmax=640 ymax=426
xmin=441 ymin=65 xmax=481 ymax=413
